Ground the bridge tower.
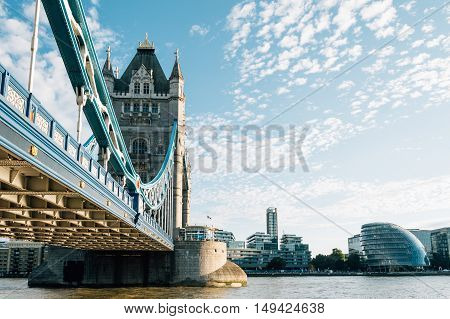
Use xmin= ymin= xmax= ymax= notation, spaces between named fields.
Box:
xmin=101 ymin=35 xmax=190 ymax=236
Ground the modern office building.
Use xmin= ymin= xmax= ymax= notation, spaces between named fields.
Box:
xmin=178 ymin=226 xmax=237 ymax=247
xmin=214 ymin=229 xmax=236 ymax=245
xmin=178 ymin=225 xmax=215 ymax=241
xmin=266 ymin=207 xmax=278 ymax=249
xmin=0 ymin=246 xmax=8 ymax=276
xmin=0 ymin=238 xmax=7 ymax=247
xmin=408 ymin=229 xmax=432 ymax=255
xmin=279 ymin=234 xmax=311 ymax=270
xmin=431 ymin=227 xmax=450 ymax=261
xmin=227 ymin=248 xmax=262 ymax=269
xmin=246 ymin=232 xmax=278 ymax=251
xmin=348 ymin=234 xmax=363 ymax=255
xmin=227 ymin=241 xmax=245 ymax=249
xmin=361 ymin=223 xmax=429 ymax=271
xmin=0 ymin=240 xmax=45 ymax=277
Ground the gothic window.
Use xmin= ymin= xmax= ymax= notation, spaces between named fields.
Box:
xmin=132 ymin=139 xmax=147 ymax=154
xmin=143 ymin=83 xmax=150 ymax=94
xmin=156 ymin=144 xmax=165 ymax=155
xmin=133 ymin=103 xmax=140 ymax=113
xmin=152 ymin=103 xmax=159 ymax=114
xmin=134 ymin=82 xmax=140 ymax=94
xmin=124 ymin=103 xmax=130 ymax=113
xmin=142 ymin=103 xmax=149 ymax=113
xmin=140 ymin=172 xmax=148 ymax=183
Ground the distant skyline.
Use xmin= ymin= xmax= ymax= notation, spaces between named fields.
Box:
xmin=0 ymin=0 xmax=449 ymax=254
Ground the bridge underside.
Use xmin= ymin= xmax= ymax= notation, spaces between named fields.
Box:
xmin=0 ymin=147 xmax=167 ymax=251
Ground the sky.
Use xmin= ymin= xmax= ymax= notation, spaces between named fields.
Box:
xmin=0 ymin=0 xmax=449 ymax=255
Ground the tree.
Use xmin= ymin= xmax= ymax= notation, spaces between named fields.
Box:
xmin=347 ymin=253 xmax=362 ymax=271
xmin=330 ymin=248 xmax=346 ymax=271
xmin=311 ymin=254 xmax=333 ymax=271
xmin=310 ymin=248 xmax=349 ymax=272
xmin=266 ymin=257 xmax=286 ymax=270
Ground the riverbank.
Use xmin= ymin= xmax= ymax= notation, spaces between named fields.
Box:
xmin=245 ymin=271 xmax=450 ymax=277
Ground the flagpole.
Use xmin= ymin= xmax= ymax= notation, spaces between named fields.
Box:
xmin=28 ymin=0 xmax=41 ymax=93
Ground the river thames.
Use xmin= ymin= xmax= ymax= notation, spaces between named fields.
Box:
xmin=0 ymin=276 xmax=449 ymax=299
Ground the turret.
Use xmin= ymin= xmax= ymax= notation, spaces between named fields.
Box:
xmin=169 ymin=49 xmax=184 ymax=98
xmin=102 ymin=46 xmax=115 ymax=93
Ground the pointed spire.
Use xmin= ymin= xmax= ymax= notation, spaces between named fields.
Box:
xmin=102 ymin=45 xmax=114 ymax=77
xmin=170 ymin=48 xmax=183 ymax=80
xmin=106 ymin=46 xmax=111 ymax=70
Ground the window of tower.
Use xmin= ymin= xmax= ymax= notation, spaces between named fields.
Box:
xmin=132 ymin=139 xmax=147 ymax=154
xmin=152 ymin=103 xmax=159 ymax=114
xmin=142 ymin=103 xmax=149 ymax=113
xmin=133 ymin=103 xmax=140 ymax=113
xmin=124 ymin=103 xmax=130 ymax=113
xmin=156 ymin=144 xmax=165 ymax=155
xmin=143 ymin=82 xmax=150 ymax=94
xmin=134 ymin=82 xmax=140 ymax=94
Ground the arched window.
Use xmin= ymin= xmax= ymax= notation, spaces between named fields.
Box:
xmin=134 ymin=82 xmax=140 ymax=94
xmin=132 ymin=139 xmax=147 ymax=154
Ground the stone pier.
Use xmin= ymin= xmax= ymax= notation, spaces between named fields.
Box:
xmin=29 ymin=241 xmax=247 ymax=288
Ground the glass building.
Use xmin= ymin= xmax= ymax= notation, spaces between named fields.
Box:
xmin=246 ymin=232 xmax=278 ymax=251
xmin=361 ymin=223 xmax=429 ymax=271
xmin=408 ymin=229 xmax=432 ymax=255
xmin=266 ymin=207 xmax=278 ymax=250
xmin=431 ymin=228 xmax=450 ymax=261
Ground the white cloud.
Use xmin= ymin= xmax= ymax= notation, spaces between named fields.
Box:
xmin=360 ymin=0 xmax=393 ymax=20
xmin=189 ymin=24 xmax=209 ymax=37
xmin=300 ymin=23 xmax=315 ymax=45
xmin=227 ymin=1 xmax=256 ymax=30
xmin=279 ymin=34 xmax=298 ymax=48
xmin=421 ymin=23 xmax=434 ymax=33
xmin=85 ymin=7 xmax=119 ymax=51
xmin=0 ymin=7 xmax=91 ymax=140
xmin=276 ymin=87 xmax=290 ymax=95
xmin=337 ymin=80 xmax=355 ymax=90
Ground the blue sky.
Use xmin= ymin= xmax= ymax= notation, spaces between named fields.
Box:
xmin=0 ymin=0 xmax=449 ymax=254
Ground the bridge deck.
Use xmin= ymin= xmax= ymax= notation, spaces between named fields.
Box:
xmin=0 ymin=64 xmax=173 ymax=251
xmin=0 ymin=146 xmax=168 ymax=250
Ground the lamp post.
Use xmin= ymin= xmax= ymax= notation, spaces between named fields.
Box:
xmin=28 ymin=0 xmax=41 ymax=93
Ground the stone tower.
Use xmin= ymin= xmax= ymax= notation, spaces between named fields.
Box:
xmin=102 ymin=35 xmax=190 ymax=235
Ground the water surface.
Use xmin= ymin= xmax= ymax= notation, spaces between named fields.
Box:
xmin=0 ymin=276 xmax=449 ymax=299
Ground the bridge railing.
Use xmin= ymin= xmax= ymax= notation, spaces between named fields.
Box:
xmin=0 ymin=63 xmax=136 ymax=210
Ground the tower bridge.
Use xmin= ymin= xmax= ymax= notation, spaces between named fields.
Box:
xmin=0 ymin=0 xmax=246 ymax=287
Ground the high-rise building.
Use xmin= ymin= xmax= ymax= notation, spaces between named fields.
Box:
xmin=431 ymin=227 xmax=450 ymax=261
xmin=408 ymin=229 xmax=432 ymax=255
xmin=266 ymin=207 xmax=278 ymax=249
xmin=102 ymin=36 xmax=191 ymax=232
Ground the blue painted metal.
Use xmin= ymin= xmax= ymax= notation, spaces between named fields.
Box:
xmin=83 ymin=134 xmax=97 ymax=154
xmin=0 ymin=64 xmax=173 ymax=249
xmin=41 ymin=0 xmax=176 ymax=213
